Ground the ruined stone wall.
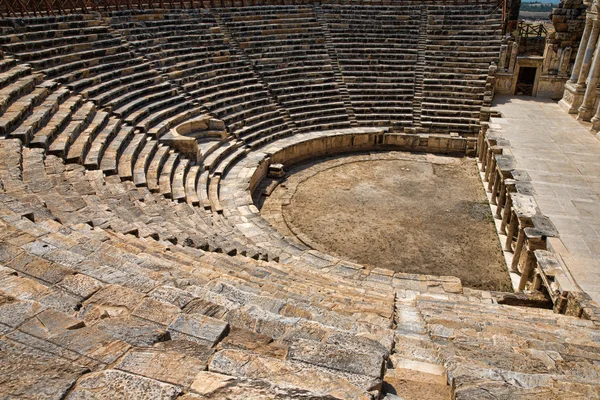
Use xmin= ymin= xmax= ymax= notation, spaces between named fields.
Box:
xmin=549 ymin=0 xmax=588 ymax=74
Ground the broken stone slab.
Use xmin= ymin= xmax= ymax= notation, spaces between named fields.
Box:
xmin=218 ymin=326 xmax=288 ymax=359
xmin=132 ymin=296 xmax=181 ymax=326
xmin=188 ymin=371 xmax=325 ymax=399
xmin=78 ymin=284 xmax=145 ymax=322
xmin=66 ymin=369 xmax=182 ymax=400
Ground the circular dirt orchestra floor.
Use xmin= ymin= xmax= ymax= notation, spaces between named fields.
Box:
xmin=259 ymin=152 xmax=511 ymax=291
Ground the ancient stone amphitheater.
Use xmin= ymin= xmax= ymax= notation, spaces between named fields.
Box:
xmin=1 ymin=1 xmax=600 ymax=399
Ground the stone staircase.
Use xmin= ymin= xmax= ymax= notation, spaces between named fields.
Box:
xmin=313 ymin=3 xmax=358 ymax=127
xmin=213 ymin=12 xmax=300 ymax=136
xmin=411 ymin=9 xmax=428 ymax=132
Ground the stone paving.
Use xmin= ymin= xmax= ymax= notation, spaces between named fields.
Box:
xmin=492 ymin=95 xmax=600 ymax=304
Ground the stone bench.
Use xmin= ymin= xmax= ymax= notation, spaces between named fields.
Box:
xmin=171 ymin=157 xmax=190 ymax=202
xmin=230 ymin=109 xmax=284 ymax=135
xmin=0 ymin=24 xmax=108 ymax=43
xmin=186 ymin=76 xmax=258 ymax=98
xmin=2 ymin=82 xmax=59 ymax=140
xmin=42 ymin=51 xmax=134 ymax=80
xmin=118 ymin=132 xmax=148 ymax=181
xmin=83 ymin=117 xmax=121 ymax=170
xmin=113 ymin=87 xmax=177 ymax=118
xmin=205 ymin=91 xmax=269 ymax=116
xmin=165 ymin=58 xmax=247 ymax=80
xmin=106 ymin=81 xmax=172 ymax=112
xmin=133 ymin=138 xmax=158 ymax=187
xmin=99 ymin=125 xmax=135 ymax=175
xmin=242 ymin=122 xmax=294 ymax=145
xmin=88 ymin=70 xmax=164 ymax=108
xmin=214 ymin=97 xmax=273 ymax=123
xmin=159 ymin=152 xmax=180 ymax=198
xmin=1 ymin=31 xmax=115 ymax=54
xmin=184 ymin=164 xmax=201 ymax=206
xmin=146 ymin=144 xmax=170 ymax=192
xmin=29 ymin=95 xmax=82 ymax=150
xmin=47 ymin=99 xmax=96 ymax=157
xmin=66 ymin=110 xmax=109 ymax=164
xmin=247 ymin=126 xmax=296 ymax=149
xmin=70 ymin=58 xmax=155 ymax=94
xmin=148 ymin=107 xmax=204 ymax=138
xmin=137 ymin=100 xmax=197 ymax=133
xmin=222 ymin=102 xmax=278 ymax=128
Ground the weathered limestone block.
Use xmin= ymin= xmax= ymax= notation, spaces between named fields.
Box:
xmin=287 ymin=338 xmax=385 ymax=378
xmin=149 ymin=285 xmax=195 ymax=308
xmin=0 ymin=338 xmax=87 ymax=400
xmin=66 ymin=369 xmax=182 ymax=400
xmin=0 ymin=272 xmax=51 ymax=300
xmin=153 ymin=339 xmax=215 ymax=363
xmin=217 ymin=326 xmax=288 ymax=359
xmin=187 ymin=370 xmax=346 ymax=399
xmin=209 ymin=349 xmax=373 ymax=399
xmin=115 ymin=348 xmax=207 ymax=387
xmin=132 ymin=297 xmax=181 ymax=326
xmin=168 ymin=313 xmax=229 ymax=347
xmin=57 ymin=273 xmax=104 ymax=298
xmin=78 ymin=284 xmax=145 ymax=322
xmin=95 ymin=316 xmax=170 ymax=346
xmin=0 ymin=293 xmax=45 ymax=332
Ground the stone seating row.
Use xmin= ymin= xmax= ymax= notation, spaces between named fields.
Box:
xmin=421 ymin=4 xmax=500 ymax=134
xmin=0 ymin=208 xmax=396 ymax=398
xmin=0 ymin=136 xmax=397 ymax=326
xmin=220 ymin=7 xmax=351 ymax=132
xmin=323 ymin=4 xmax=419 ymax=127
xmin=0 ymin=61 xmax=260 ymax=257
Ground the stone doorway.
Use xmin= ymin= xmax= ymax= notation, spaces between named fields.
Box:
xmin=515 ymin=66 xmax=537 ymax=96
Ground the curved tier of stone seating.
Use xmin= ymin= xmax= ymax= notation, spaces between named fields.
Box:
xmin=421 ymin=5 xmax=501 ymax=135
xmin=0 ymin=13 xmax=204 ymax=140
xmin=3 ymin=132 xmax=600 ymax=398
xmin=2 ymin=6 xmax=600 ymax=399
xmin=106 ymin=9 xmax=296 ymax=147
xmin=219 ymin=6 xmax=352 ymax=133
xmin=321 ymin=4 xmax=420 ymax=128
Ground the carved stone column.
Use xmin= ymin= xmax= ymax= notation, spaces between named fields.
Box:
xmin=569 ymin=17 xmax=594 ymax=83
xmin=498 ymin=44 xmax=508 ymax=71
xmin=577 ymin=19 xmax=600 ymax=87
xmin=578 ymin=26 xmax=600 ymax=120
xmin=560 ymin=17 xmax=600 ymax=113
xmin=590 ymin=91 xmax=600 ymax=130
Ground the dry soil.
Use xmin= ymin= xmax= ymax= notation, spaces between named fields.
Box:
xmin=262 ymin=152 xmax=511 ymax=291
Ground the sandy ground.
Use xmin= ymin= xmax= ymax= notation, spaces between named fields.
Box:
xmin=260 ymin=152 xmax=511 ymax=291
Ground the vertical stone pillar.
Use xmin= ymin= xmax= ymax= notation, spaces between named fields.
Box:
xmin=577 ymin=19 xmax=600 ymax=88
xmin=559 ymin=47 xmax=573 ymax=76
xmin=498 ymin=44 xmax=508 ymax=71
xmin=590 ymin=95 xmax=600 ymax=130
xmin=508 ymin=43 xmax=518 ymax=73
xmin=518 ymin=229 xmax=547 ymax=291
xmin=500 ymin=192 xmax=513 ymax=234
xmin=570 ymin=17 xmax=594 ymax=83
xmin=578 ymin=28 xmax=600 ymax=120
